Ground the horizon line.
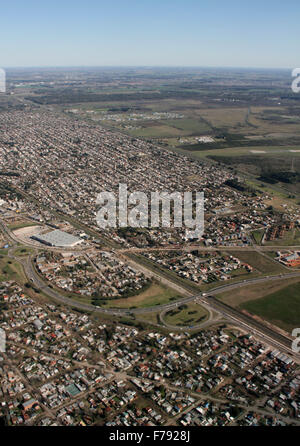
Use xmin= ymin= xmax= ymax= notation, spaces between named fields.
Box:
xmin=2 ymin=65 xmax=293 ymax=71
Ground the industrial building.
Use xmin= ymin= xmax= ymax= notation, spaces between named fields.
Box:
xmin=31 ymin=229 xmax=83 ymax=248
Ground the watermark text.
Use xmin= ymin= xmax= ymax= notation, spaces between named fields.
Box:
xmin=96 ymin=184 xmax=204 ymax=240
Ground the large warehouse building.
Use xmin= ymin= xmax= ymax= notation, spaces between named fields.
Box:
xmin=31 ymin=229 xmax=83 ymax=248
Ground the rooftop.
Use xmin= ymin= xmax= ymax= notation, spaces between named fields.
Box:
xmin=32 ymin=229 xmax=82 ymax=247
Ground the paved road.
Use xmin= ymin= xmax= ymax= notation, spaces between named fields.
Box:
xmin=2 ymin=217 xmax=300 ymax=361
xmin=120 ymin=244 xmax=300 ymax=253
xmin=2 ymin=217 xmax=300 ymax=255
xmin=201 ymin=295 xmax=300 ymax=362
xmin=25 ymin=254 xmax=300 ymax=316
xmin=23 ymin=255 xmax=300 ymax=360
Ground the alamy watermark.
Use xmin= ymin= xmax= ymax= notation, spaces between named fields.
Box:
xmin=0 ymin=328 xmax=6 ymax=353
xmin=0 ymin=69 xmax=6 ymax=93
xmin=96 ymin=184 xmax=204 ymax=240
xmin=292 ymin=68 xmax=300 ymax=93
xmin=292 ymin=328 xmax=300 ymax=353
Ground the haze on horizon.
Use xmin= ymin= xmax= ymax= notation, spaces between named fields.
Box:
xmin=0 ymin=0 xmax=299 ymax=69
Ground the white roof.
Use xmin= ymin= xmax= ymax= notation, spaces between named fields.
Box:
xmin=33 ymin=229 xmax=81 ymax=247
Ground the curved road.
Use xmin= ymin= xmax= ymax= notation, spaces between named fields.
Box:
xmin=25 ymin=256 xmax=300 ymax=316
xmin=2 ymin=217 xmax=300 ymax=361
xmin=23 ymin=255 xmax=300 ymax=361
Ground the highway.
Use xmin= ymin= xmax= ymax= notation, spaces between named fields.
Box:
xmin=24 ymin=255 xmax=300 ymax=361
xmin=25 ymin=254 xmax=300 ymax=316
xmin=2 ymin=216 xmax=300 ymax=362
xmin=201 ymin=295 xmax=300 ymax=361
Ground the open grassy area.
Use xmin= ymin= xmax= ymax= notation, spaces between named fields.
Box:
xmin=198 ymin=107 xmax=250 ymax=129
xmin=129 ymin=124 xmax=183 ymax=138
xmin=252 ymin=229 xmax=265 ymax=245
xmin=163 ymin=303 xmax=208 ymax=327
xmin=8 ymin=221 xmax=40 ymax=231
xmin=264 ymin=229 xmax=300 ymax=247
xmin=13 ymin=246 xmax=35 ymax=257
xmin=0 ymin=255 xmax=26 ymax=283
xmin=218 ymin=276 xmax=300 ymax=307
xmin=102 ymin=282 xmax=182 ymax=309
xmin=136 ymin=311 xmax=162 ymax=326
xmin=229 ymin=250 xmax=287 ymax=275
xmin=240 ymin=281 xmax=300 ymax=332
xmin=127 ymin=118 xmax=211 ymax=138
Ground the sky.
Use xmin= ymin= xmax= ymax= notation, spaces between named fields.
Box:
xmin=0 ymin=0 xmax=299 ymax=68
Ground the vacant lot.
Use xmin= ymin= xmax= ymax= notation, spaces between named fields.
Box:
xmin=229 ymin=250 xmax=287 ymax=275
xmin=199 ymin=107 xmax=250 ymax=129
xmin=13 ymin=246 xmax=35 ymax=257
xmin=0 ymin=255 xmax=26 ymax=283
xmin=128 ymin=118 xmax=211 ymax=139
xmin=129 ymin=124 xmax=183 ymax=138
xmin=8 ymin=221 xmax=39 ymax=231
xmin=164 ymin=303 xmax=208 ymax=327
xmin=264 ymin=229 xmax=300 ymax=247
xmin=252 ymin=229 xmax=265 ymax=245
xmin=102 ymin=283 xmax=182 ymax=309
xmin=137 ymin=311 xmax=162 ymax=326
xmin=240 ymin=281 xmax=300 ymax=332
xmin=218 ymin=277 xmax=300 ymax=307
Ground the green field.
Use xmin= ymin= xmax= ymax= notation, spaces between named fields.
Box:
xmin=264 ymin=229 xmax=300 ymax=247
xmin=218 ymin=276 xmax=300 ymax=307
xmin=127 ymin=118 xmax=211 ymax=138
xmin=175 ymin=145 xmax=300 ymax=159
xmin=229 ymin=250 xmax=287 ymax=275
xmin=137 ymin=311 xmax=162 ymax=326
xmin=13 ymin=246 xmax=35 ymax=256
xmin=240 ymin=281 xmax=300 ymax=332
xmin=8 ymin=221 xmax=40 ymax=231
xmin=163 ymin=303 xmax=208 ymax=327
xmin=102 ymin=283 xmax=182 ymax=309
xmin=252 ymin=229 xmax=264 ymax=245
xmin=0 ymin=256 xmax=26 ymax=283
